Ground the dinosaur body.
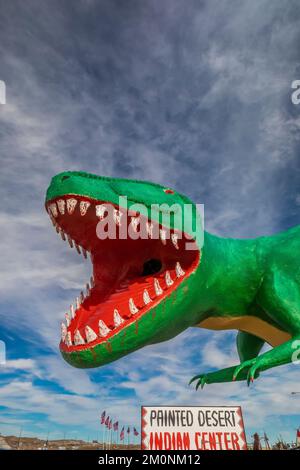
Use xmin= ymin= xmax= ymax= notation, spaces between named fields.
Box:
xmin=45 ymin=171 xmax=300 ymax=387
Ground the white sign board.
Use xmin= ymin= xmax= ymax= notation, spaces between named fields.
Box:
xmin=141 ymin=406 xmax=247 ymax=450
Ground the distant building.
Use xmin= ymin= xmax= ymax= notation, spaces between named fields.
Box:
xmin=0 ymin=436 xmax=11 ymax=450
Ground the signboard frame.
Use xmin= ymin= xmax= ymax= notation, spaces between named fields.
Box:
xmin=141 ymin=405 xmax=247 ymax=451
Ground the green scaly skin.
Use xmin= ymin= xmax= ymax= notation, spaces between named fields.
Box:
xmin=46 ymin=171 xmax=300 ymax=388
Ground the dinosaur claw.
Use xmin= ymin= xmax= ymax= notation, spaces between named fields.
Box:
xmin=247 ymin=365 xmax=259 ymax=385
xmin=247 ymin=370 xmax=255 ymax=386
xmin=189 ymin=375 xmax=200 ymax=386
xmin=233 ymin=365 xmax=242 ymax=381
xmin=195 ymin=380 xmax=202 ymax=391
xmin=192 ymin=375 xmax=206 ymax=390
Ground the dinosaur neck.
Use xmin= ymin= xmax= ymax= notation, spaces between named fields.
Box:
xmin=192 ymin=231 xmax=263 ymax=322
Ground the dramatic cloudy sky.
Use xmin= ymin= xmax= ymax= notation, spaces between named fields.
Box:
xmin=0 ymin=0 xmax=299 ymax=445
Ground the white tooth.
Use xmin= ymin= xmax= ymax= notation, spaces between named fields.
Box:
xmin=95 ymin=204 xmax=107 ymax=219
xmin=175 ymin=261 xmax=185 ymax=277
xmin=160 ymin=229 xmax=167 ymax=245
xmin=61 ymin=323 xmax=67 ymax=341
xmin=86 ymin=283 xmax=90 ymax=296
xmin=90 ymin=276 xmax=95 ymax=288
xmin=99 ymin=320 xmax=111 ymax=337
xmin=113 ymin=309 xmax=124 ymax=327
xmin=74 ymin=329 xmax=85 ymax=345
xmin=70 ymin=304 xmax=75 ymax=319
xmin=171 ymin=233 xmax=179 ymax=249
xmin=165 ymin=271 xmax=174 ymax=287
xmin=80 ymin=200 xmax=90 ymax=216
xmin=85 ymin=325 xmax=97 ymax=343
xmin=67 ymin=235 xmax=74 ymax=248
xmin=113 ymin=209 xmax=122 ymax=226
xmin=154 ymin=279 xmax=163 ymax=295
xmin=143 ymin=289 xmax=152 ymax=305
xmin=60 ymin=229 xmax=66 ymax=241
xmin=146 ymin=222 xmax=153 ymax=238
xmin=67 ymin=198 xmax=77 ymax=214
xmin=49 ymin=203 xmax=58 ymax=218
xmin=130 ymin=217 xmax=140 ymax=233
xmin=80 ymin=291 xmax=85 ymax=303
xmin=65 ymin=313 xmax=71 ymax=327
xmin=65 ymin=331 xmax=72 ymax=347
xmin=129 ymin=298 xmax=139 ymax=315
xmin=57 ymin=199 xmax=65 ymax=215
xmin=82 ymin=247 xmax=87 ymax=259
xmin=76 ymin=297 xmax=80 ymax=309
xmin=75 ymin=243 xmax=81 ymax=254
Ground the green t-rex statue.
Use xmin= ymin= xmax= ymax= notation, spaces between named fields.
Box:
xmin=45 ymin=171 xmax=300 ymax=388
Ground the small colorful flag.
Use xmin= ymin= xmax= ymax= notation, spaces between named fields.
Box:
xmin=120 ymin=427 xmax=125 ymax=441
xmin=113 ymin=421 xmax=119 ymax=431
xmin=100 ymin=411 xmax=106 ymax=424
xmin=127 ymin=426 xmax=130 ymax=434
xmin=105 ymin=416 xmax=110 ymax=427
xmin=133 ymin=427 xmax=139 ymax=436
xmin=296 ymin=429 xmax=300 ymax=446
xmin=109 ymin=419 xmax=113 ymax=430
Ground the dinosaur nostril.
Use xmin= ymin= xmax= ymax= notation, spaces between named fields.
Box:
xmin=62 ymin=176 xmax=70 ymax=182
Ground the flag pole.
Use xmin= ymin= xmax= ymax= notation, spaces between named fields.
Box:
xmin=109 ymin=427 xmax=111 ymax=450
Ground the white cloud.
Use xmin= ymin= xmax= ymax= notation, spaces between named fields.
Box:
xmin=1 ymin=358 xmax=40 ymax=374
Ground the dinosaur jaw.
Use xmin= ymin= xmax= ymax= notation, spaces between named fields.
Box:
xmin=46 ymin=196 xmax=200 ymax=354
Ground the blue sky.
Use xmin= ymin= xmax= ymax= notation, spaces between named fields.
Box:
xmin=0 ymin=0 xmax=299 ymax=445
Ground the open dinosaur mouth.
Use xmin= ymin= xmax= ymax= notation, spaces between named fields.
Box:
xmin=46 ymin=196 xmax=200 ymax=352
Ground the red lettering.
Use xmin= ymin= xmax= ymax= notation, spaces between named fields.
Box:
xmin=164 ymin=432 xmax=171 ymax=450
xmin=154 ymin=432 xmax=163 ymax=450
xmin=208 ymin=432 xmax=217 ymax=450
xmin=183 ymin=432 xmax=190 ymax=450
xmin=172 ymin=432 xmax=176 ymax=449
xmin=201 ymin=432 xmax=207 ymax=450
xmin=216 ymin=432 xmax=223 ymax=450
xmin=231 ymin=432 xmax=240 ymax=450
xmin=149 ymin=432 xmax=153 ymax=450
xmin=195 ymin=432 xmax=202 ymax=450
xmin=177 ymin=432 xmax=182 ymax=450
xmin=224 ymin=432 xmax=230 ymax=450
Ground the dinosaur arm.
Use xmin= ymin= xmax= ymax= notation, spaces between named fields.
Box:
xmin=233 ymin=335 xmax=300 ymax=384
xmin=236 ymin=331 xmax=265 ymax=362
xmin=190 ymin=365 xmax=256 ymax=388
xmin=190 ymin=331 xmax=263 ymax=388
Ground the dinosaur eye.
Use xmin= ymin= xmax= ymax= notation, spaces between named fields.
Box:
xmin=164 ymin=188 xmax=174 ymax=194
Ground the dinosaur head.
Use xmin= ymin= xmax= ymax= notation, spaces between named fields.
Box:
xmin=45 ymin=171 xmax=202 ymax=368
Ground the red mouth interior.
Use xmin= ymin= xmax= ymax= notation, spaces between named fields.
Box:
xmin=46 ymin=196 xmax=200 ymax=351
